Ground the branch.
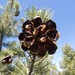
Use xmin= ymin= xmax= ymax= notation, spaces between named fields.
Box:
xmin=28 ymin=55 xmax=36 ymax=75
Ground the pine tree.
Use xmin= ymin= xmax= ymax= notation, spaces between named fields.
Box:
xmin=0 ymin=0 xmax=20 ymax=74
xmin=60 ymin=44 xmax=75 ymax=75
xmin=0 ymin=0 xmax=20 ymax=51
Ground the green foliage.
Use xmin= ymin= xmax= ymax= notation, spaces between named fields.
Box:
xmin=60 ymin=44 xmax=75 ymax=75
xmin=33 ymin=55 xmax=57 ymax=75
xmin=8 ymin=55 xmax=57 ymax=75
xmin=0 ymin=0 xmax=20 ymax=51
xmin=25 ymin=6 xmax=54 ymax=22
xmin=0 ymin=43 xmax=26 ymax=75
xmin=9 ymin=59 xmax=28 ymax=75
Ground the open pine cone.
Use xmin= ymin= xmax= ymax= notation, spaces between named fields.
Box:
xmin=18 ymin=16 xmax=59 ymax=57
xmin=1 ymin=55 xmax=12 ymax=64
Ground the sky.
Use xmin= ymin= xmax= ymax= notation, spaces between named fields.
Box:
xmin=0 ymin=0 xmax=75 ymax=71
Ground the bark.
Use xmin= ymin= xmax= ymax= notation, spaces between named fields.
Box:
xmin=0 ymin=33 xmax=3 ymax=51
xmin=28 ymin=55 xmax=36 ymax=75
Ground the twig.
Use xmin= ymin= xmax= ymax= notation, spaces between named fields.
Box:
xmin=28 ymin=55 xmax=36 ymax=75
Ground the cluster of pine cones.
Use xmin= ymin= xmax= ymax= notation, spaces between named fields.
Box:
xmin=18 ymin=17 xmax=58 ymax=57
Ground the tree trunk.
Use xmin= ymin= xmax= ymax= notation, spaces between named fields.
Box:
xmin=28 ymin=55 xmax=36 ymax=75
xmin=0 ymin=33 xmax=3 ymax=51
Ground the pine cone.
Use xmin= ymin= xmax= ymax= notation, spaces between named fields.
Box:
xmin=18 ymin=16 xmax=59 ymax=57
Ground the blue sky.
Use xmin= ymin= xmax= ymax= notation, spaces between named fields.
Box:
xmin=0 ymin=0 xmax=75 ymax=71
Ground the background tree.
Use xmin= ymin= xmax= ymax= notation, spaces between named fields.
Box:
xmin=60 ymin=44 xmax=75 ymax=75
xmin=0 ymin=0 xmax=20 ymax=51
xmin=0 ymin=0 xmax=21 ymax=74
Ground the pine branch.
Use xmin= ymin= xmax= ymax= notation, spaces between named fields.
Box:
xmin=28 ymin=55 xmax=36 ymax=75
xmin=34 ymin=54 xmax=48 ymax=67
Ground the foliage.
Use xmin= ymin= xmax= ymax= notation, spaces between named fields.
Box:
xmin=0 ymin=0 xmax=20 ymax=51
xmin=0 ymin=42 xmax=26 ymax=75
xmin=25 ymin=6 xmax=54 ymax=22
xmin=7 ymin=55 xmax=57 ymax=75
xmin=60 ymin=44 xmax=75 ymax=75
